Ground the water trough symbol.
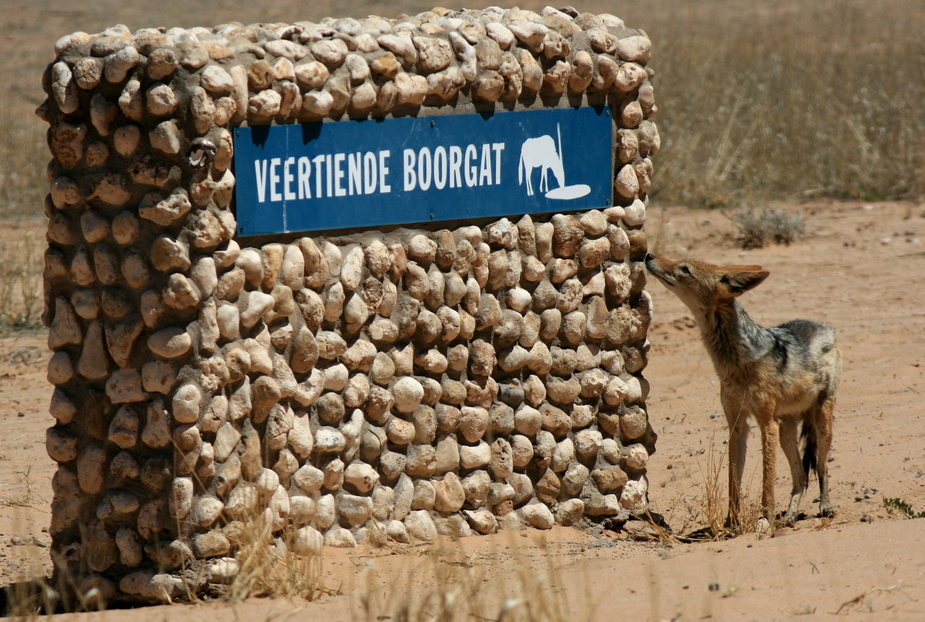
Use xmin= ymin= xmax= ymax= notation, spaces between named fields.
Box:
xmin=518 ymin=123 xmax=591 ymax=200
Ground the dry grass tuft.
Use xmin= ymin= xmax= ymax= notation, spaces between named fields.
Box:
xmin=0 ymin=227 xmax=43 ymax=329
xmin=355 ymin=537 xmax=573 ymax=622
xmin=222 ymin=515 xmax=327 ymax=603
xmin=3 ymin=578 xmax=59 ymax=619
xmin=693 ymin=428 xmax=763 ymax=540
xmin=834 ymin=583 xmax=907 ymax=615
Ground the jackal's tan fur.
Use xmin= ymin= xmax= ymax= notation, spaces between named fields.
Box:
xmin=646 ymin=254 xmax=841 ymax=526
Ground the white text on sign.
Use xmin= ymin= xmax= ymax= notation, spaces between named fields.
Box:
xmin=252 ymin=141 xmax=507 ymax=203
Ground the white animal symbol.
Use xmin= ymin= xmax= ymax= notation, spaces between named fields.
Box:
xmin=518 ymin=127 xmax=565 ymax=196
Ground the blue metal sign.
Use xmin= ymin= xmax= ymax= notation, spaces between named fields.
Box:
xmin=234 ymin=107 xmax=613 ymax=236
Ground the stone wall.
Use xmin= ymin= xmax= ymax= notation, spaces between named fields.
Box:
xmin=39 ymin=6 xmax=658 ymax=604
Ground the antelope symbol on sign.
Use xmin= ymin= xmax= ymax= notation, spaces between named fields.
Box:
xmin=518 ymin=124 xmax=591 ymax=200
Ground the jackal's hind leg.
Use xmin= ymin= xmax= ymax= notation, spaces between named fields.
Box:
xmin=779 ymin=419 xmax=806 ymax=525
xmin=815 ymin=395 xmax=837 ymax=517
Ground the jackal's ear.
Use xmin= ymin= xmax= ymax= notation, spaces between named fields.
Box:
xmin=721 ymin=267 xmax=770 ymax=296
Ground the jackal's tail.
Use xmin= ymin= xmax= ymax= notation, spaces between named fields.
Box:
xmin=801 ymin=423 xmax=817 ymax=490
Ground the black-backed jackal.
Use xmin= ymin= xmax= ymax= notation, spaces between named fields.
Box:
xmin=645 ymin=254 xmax=841 ymax=527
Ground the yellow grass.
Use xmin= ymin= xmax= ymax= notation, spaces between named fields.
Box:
xmin=0 ymin=222 xmax=43 ymax=329
xmin=221 ymin=514 xmax=328 ymax=604
xmin=354 ymin=536 xmax=575 ymax=622
xmin=610 ymin=0 xmax=925 ymax=206
xmin=697 ymin=427 xmax=763 ymax=539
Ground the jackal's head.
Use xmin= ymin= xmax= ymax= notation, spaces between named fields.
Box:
xmin=644 ymin=254 xmax=770 ymax=317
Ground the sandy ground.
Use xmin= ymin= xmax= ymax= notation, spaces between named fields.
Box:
xmin=0 ymin=200 xmax=923 ymax=620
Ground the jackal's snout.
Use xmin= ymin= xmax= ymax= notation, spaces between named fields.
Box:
xmin=643 ymin=253 xmax=662 ymax=275
xmin=643 ymin=253 xmax=677 ymax=286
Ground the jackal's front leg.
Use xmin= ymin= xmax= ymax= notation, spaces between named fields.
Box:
xmin=760 ymin=418 xmax=780 ymax=522
xmin=725 ymin=414 xmax=749 ymax=528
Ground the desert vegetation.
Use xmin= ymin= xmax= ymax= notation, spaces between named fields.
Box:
xmin=619 ymin=0 xmax=925 ymax=207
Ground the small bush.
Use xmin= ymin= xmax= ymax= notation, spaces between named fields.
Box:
xmin=729 ymin=207 xmax=807 ymax=249
xmin=883 ymin=497 xmax=925 ymax=519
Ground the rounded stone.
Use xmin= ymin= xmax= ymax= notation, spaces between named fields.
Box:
xmin=314 ymin=494 xmax=337 ymax=530
xmin=624 ymin=199 xmax=647 ymax=227
xmin=404 ymin=510 xmax=438 ymax=543
xmin=323 ymin=364 xmax=349 ymax=392
xmin=343 ymin=462 xmax=380 ymax=494
xmin=370 ymin=352 xmax=396 ymax=386
xmin=459 ymin=441 xmax=491 ymax=469
xmin=507 ymin=287 xmax=532 ymax=313
xmin=386 ymin=417 xmax=416 ymax=445
xmin=314 ymin=427 xmax=347 ymax=453
xmin=545 ymin=376 xmax=581 ymax=405
xmin=315 ymin=392 xmax=345 ymax=424
xmin=623 ymin=443 xmax=649 ymax=471
xmin=522 ymin=375 xmax=546 ymax=407
xmin=329 ymin=492 xmax=373 ymax=528
xmin=617 ymin=404 xmax=648 ymax=442
xmin=340 ymin=246 xmax=365 ymax=291
xmin=469 ymin=339 xmax=496 ymax=377
xmin=521 ymin=502 xmax=555 ymax=529
xmin=392 ymin=376 xmax=424 ymax=413
xmin=432 ymin=472 xmax=466 ymax=514
xmin=615 ymin=164 xmax=640 ymax=198
xmin=47 ymin=426 xmax=78 ymax=462
xmin=148 ymin=327 xmax=192 ymax=359
xmin=458 ymin=406 xmax=489 ymax=443
xmin=575 ymin=429 xmax=604 ymax=460
xmin=171 ymin=384 xmax=202 ymax=424
xmin=415 ymin=348 xmax=448 ymax=374
xmin=555 ymin=499 xmax=585 ymax=526
xmin=405 ymin=444 xmax=437 ymax=477
xmin=513 ymin=405 xmax=543 ymax=436
xmin=293 ymin=465 xmax=324 ymax=494
xmin=344 ymin=374 xmax=371 ymax=408
xmin=464 ymin=509 xmax=498 ymax=534
xmin=551 ymin=214 xmax=584 ymax=257
xmin=407 ymin=234 xmax=437 ymax=264
xmin=551 ymin=438 xmax=575 ymax=472
xmin=146 ymin=83 xmax=178 ymax=116
xmin=510 ymin=435 xmax=534 ymax=468
xmin=291 ymin=526 xmax=323 ymax=556
xmin=322 ymin=459 xmax=345 ymax=491
xmin=434 ymin=434 xmax=461 ymax=474
xmin=490 ymin=438 xmax=514 ymax=479
xmin=620 ymin=477 xmax=648 ymax=510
